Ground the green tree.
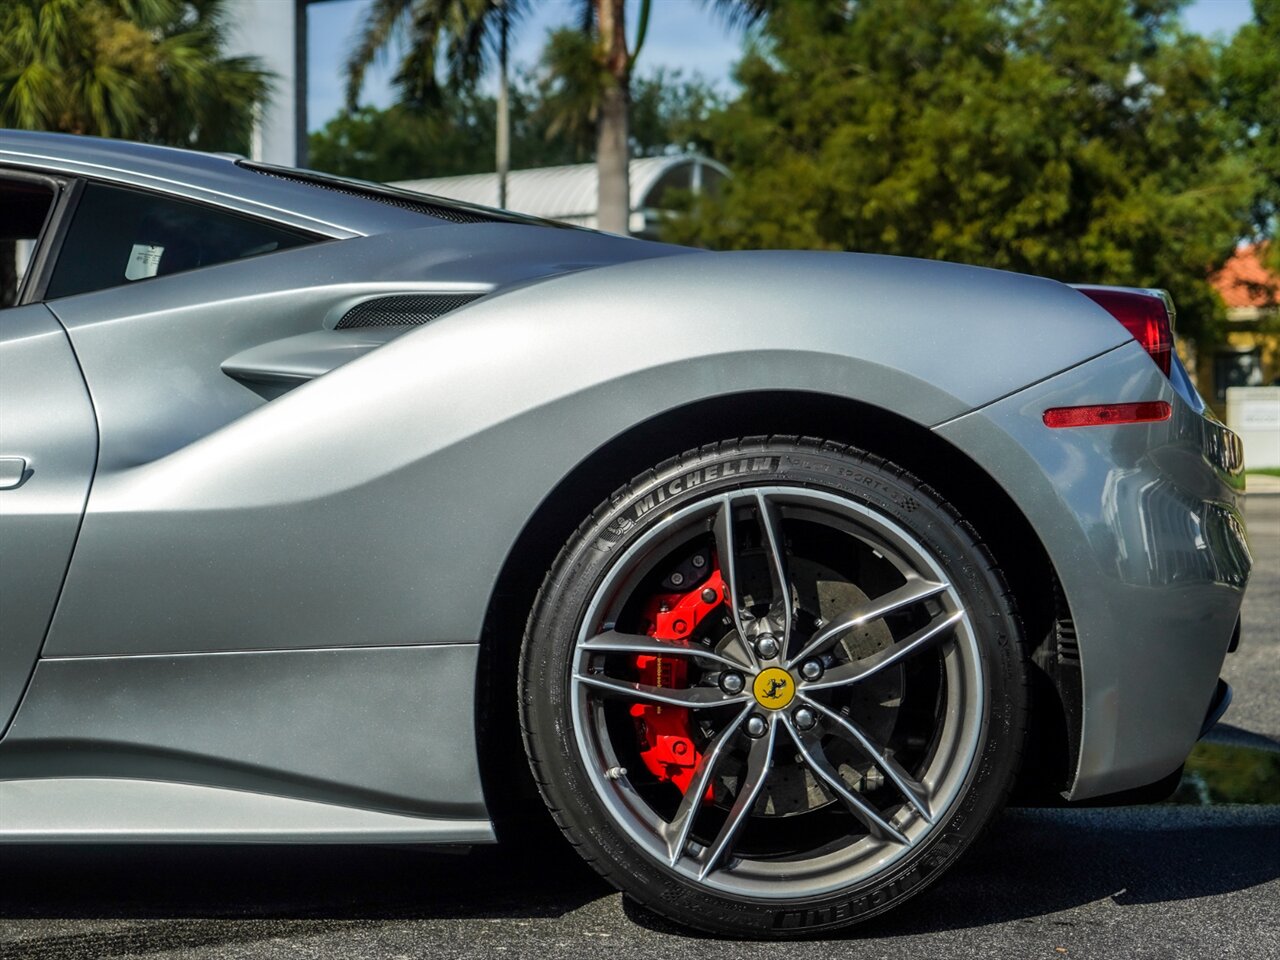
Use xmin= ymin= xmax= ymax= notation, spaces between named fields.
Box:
xmin=628 ymin=69 xmax=726 ymax=157
xmin=309 ymin=63 xmax=723 ymax=182
xmin=535 ymin=28 xmax=724 ymax=160
xmin=309 ymin=73 xmax=591 ymax=182
xmin=311 ymin=99 xmax=502 ymax=183
xmin=1223 ymin=0 xmax=1280 ymax=270
xmin=345 ymin=0 xmax=767 ymax=233
xmin=668 ymin=0 xmax=1260 ymax=345
xmin=0 ymin=0 xmax=269 ymax=149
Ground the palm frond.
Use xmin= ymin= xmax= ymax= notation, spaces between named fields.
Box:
xmin=0 ymin=0 xmax=269 ymax=149
xmin=346 ymin=0 xmax=417 ymax=109
xmin=699 ymin=0 xmax=773 ymax=30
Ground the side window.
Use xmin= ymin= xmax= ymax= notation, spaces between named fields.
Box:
xmin=44 ymin=183 xmax=312 ymax=300
xmin=0 ymin=177 xmax=56 ymax=308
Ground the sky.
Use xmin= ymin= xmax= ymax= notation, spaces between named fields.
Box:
xmin=307 ymin=0 xmax=1257 ymax=132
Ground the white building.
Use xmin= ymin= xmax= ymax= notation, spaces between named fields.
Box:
xmin=394 ymin=156 xmax=729 ymax=239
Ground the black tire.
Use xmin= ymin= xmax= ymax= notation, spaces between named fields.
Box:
xmin=519 ymin=437 xmax=1027 ymax=937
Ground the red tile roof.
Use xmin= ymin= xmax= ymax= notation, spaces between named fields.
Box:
xmin=1212 ymin=243 xmax=1278 ymax=309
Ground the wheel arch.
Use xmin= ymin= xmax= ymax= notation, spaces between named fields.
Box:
xmin=476 ymin=390 xmax=1080 ymax=836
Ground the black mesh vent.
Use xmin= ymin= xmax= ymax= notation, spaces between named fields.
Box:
xmin=335 ymin=293 xmax=483 ymax=329
xmin=248 ymin=167 xmax=498 ymax=225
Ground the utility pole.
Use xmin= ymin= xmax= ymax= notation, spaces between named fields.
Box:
xmin=496 ymin=0 xmax=510 ymax=209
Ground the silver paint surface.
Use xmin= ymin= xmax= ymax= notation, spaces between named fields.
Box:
xmin=0 ymin=304 xmax=97 ymax=732
xmin=45 ymin=245 xmax=1128 ymax=657
xmin=0 ymin=778 xmax=493 ymax=843
xmin=0 ymin=644 xmax=487 ymax=817
xmin=0 ymin=131 xmax=1249 ymax=838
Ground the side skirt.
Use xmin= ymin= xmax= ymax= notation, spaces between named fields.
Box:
xmin=0 ymin=644 xmax=490 ymax=823
xmin=0 ymin=777 xmax=494 ymax=844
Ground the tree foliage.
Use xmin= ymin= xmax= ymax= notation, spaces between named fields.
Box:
xmin=0 ymin=0 xmax=270 ymax=152
xmin=343 ymin=1 xmax=767 ymax=231
xmin=1223 ymin=0 xmax=1280 ymax=272
xmin=666 ymin=0 xmax=1262 ymax=343
xmin=345 ymin=0 xmax=529 ymax=109
xmin=310 ymin=85 xmax=573 ymax=182
xmin=309 ymin=61 xmax=724 ymax=182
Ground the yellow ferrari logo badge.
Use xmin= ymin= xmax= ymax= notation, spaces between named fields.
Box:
xmin=752 ymin=667 xmax=795 ymax=710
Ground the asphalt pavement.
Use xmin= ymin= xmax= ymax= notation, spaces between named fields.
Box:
xmin=2 ymin=497 xmax=1277 ymax=960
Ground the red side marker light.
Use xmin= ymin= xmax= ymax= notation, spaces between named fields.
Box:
xmin=1043 ymin=401 xmax=1172 ymax=428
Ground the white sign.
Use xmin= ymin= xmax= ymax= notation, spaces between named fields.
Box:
xmin=1241 ymin=401 xmax=1280 ymax=430
xmin=125 ymin=243 xmax=164 ymax=281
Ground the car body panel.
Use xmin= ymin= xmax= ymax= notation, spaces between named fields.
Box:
xmin=936 ymin=343 xmax=1249 ymax=798
xmin=0 ymin=645 xmax=488 ymax=820
xmin=0 ymin=304 xmax=97 ymax=732
xmin=44 ymin=246 xmax=1128 ymax=659
xmin=0 ymin=778 xmax=493 ymax=843
xmin=0 ymin=131 xmax=1247 ymax=835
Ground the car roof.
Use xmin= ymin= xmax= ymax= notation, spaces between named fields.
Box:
xmin=0 ymin=130 xmax=451 ymax=238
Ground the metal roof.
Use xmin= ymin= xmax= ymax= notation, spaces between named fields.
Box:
xmin=393 ymin=155 xmax=729 ymax=230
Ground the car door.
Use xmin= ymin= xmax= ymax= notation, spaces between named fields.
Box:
xmin=0 ymin=173 xmax=97 ymax=734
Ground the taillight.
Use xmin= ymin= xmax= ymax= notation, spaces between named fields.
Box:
xmin=1076 ymin=287 xmax=1174 ymax=377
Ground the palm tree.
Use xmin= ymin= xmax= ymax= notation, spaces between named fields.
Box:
xmin=345 ymin=0 xmax=769 ymax=234
xmin=346 ymin=0 xmax=528 ymax=209
xmin=0 ymin=0 xmax=270 ymax=148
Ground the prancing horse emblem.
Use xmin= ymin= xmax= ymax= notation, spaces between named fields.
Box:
xmin=752 ymin=667 xmax=796 ymax=709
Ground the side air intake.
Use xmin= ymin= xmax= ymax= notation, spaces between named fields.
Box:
xmin=334 ymin=294 xmax=484 ymax=330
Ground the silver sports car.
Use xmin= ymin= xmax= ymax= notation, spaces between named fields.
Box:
xmin=0 ymin=131 xmax=1250 ymax=936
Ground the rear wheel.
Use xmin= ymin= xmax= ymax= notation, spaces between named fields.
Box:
xmin=520 ymin=438 xmax=1027 ymax=936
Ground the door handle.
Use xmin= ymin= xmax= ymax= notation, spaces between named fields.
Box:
xmin=0 ymin=457 xmax=29 ymax=489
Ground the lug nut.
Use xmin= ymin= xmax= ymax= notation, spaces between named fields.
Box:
xmin=692 ymin=554 xmax=706 ymax=568
xmin=701 ymin=587 xmax=718 ymax=603
xmin=720 ymin=671 xmax=745 ymax=695
xmin=755 ymin=634 xmax=780 ymax=660
xmin=670 ymin=572 xmax=685 ymax=586
xmin=745 ymin=715 xmax=768 ymax=738
xmin=800 ymin=659 xmax=823 ymax=681
xmin=793 ymin=707 xmax=817 ymax=731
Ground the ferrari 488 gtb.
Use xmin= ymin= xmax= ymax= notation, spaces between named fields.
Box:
xmin=0 ymin=131 xmax=1250 ymax=936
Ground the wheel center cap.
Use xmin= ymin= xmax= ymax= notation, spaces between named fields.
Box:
xmin=752 ymin=667 xmax=796 ymax=710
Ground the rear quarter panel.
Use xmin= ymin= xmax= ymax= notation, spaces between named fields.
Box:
xmin=936 ymin=343 xmax=1249 ymax=798
xmin=44 ymin=244 xmax=1131 ymax=657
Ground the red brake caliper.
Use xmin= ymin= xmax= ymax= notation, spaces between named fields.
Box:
xmin=631 ymin=567 xmax=726 ymax=798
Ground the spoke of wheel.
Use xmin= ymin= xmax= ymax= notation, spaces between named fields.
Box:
xmin=575 ymin=672 xmax=750 ymax=709
xmin=697 ymin=718 xmax=777 ymax=880
xmin=783 ymin=717 xmax=909 ymax=845
xmin=753 ymin=491 xmax=793 ymax=655
xmin=580 ymin=630 xmax=746 ymax=671
xmin=712 ymin=495 xmax=759 ymax=670
xmin=801 ymin=696 xmax=933 ymax=823
xmin=789 ymin=576 xmax=949 ymax=667
xmin=661 ymin=702 xmax=753 ymax=867
xmin=803 ymin=609 xmax=963 ymax=689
